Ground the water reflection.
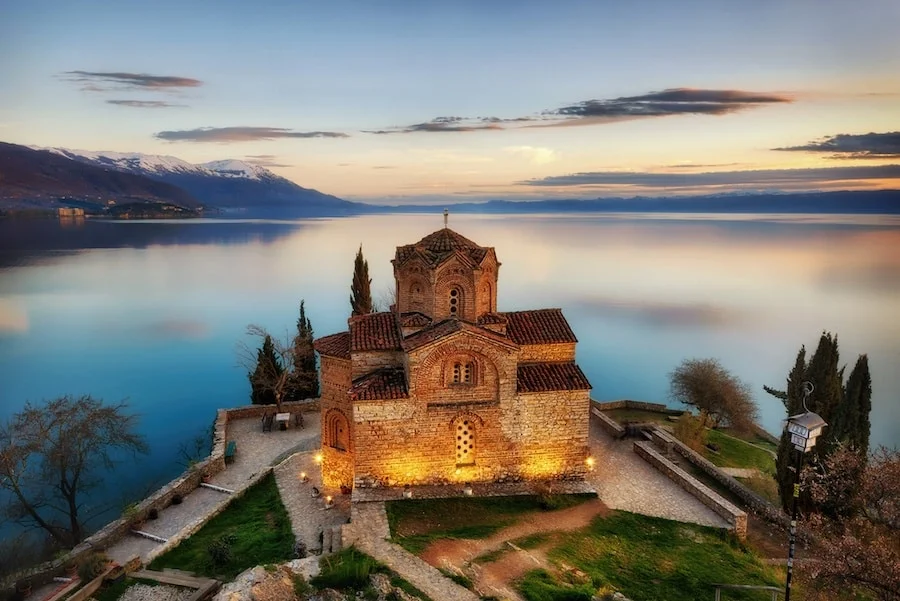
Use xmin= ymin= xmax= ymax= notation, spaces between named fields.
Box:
xmin=0 ymin=213 xmax=898 ymax=531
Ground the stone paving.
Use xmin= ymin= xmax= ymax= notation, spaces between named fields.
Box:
xmin=344 ymin=502 xmax=480 ymax=601
xmin=272 ymin=451 xmax=351 ymax=554
xmin=106 ymin=412 xmax=322 ymax=565
xmin=586 ymin=415 xmax=729 ymax=529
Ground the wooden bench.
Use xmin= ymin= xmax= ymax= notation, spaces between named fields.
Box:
xmin=224 ymin=441 xmax=237 ymax=464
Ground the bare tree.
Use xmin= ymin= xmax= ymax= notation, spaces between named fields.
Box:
xmin=802 ymin=445 xmax=900 ymax=600
xmin=0 ymin=395 xmax=148 ymax=547
xmin=374 ymin=283 xmax=397 ymax=313
xmin=238 ymin=324 xmax=297 ymax=412
xmin=668 ymin=358 xmax=759 ymax=433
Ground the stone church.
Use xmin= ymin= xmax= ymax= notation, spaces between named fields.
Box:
xmin=314 ymin=225 xmax=592 ymax=490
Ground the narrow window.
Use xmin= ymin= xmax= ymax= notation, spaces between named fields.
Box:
xmin=456 ymin=420 xmax=475 ymax=465
xmin=452 ymin=363 xmax=461 ymax=384
xmin=463 ymin=362 xmax=473 ymax=384
xmin=449 ymin=288 xmax=459 ymax=316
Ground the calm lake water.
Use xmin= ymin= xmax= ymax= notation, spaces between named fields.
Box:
xmin=1 ymin=212 xmax=898 ymax=527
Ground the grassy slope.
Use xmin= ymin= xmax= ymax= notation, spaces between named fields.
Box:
xmin=524 ymin=511 xmax=782 ymax=601
xmin=703 ymin=429 xmax=776 ymax=475
xmin=386 ymin=494 xmax=594 ymax=555
xmin=148 ymin=472 xmax=294 ymax=580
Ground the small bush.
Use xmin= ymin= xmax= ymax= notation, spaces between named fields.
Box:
xmin=148 ymin=507 xmax=159 ymax=520
xmin=673 ymin=411 xmax=708 ymax=452
xmin=311 ymin=547 xmax=382 ymax=591
xmin=208 ymin=534 xmax=236 ymax=568
xmin=171 ymin=494 xmax=183 ymax=505
xmin=78 ymin=551 xmax=109 ymax=582
xmin=292 ymin=574 xmax=311 ymax=597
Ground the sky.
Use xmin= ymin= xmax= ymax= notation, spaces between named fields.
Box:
xmin=2 ymin=0 xmax=899 ymax=203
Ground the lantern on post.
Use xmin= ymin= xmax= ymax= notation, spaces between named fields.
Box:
xmin=783 ymin=382 xmax=826 ymax=601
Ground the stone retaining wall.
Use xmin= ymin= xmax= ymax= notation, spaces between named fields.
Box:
xmin=1 ymin=399 xmax=320 ymax=595
xmin=648 ymin=427 xmax=790 ymax=529
xmin=591 ymin=406 xmax=626 ymax=439
xmin=591 ymin=399 xmax=682 ymax=414
xmin=634 ymin=441 xmax=747 ymax=539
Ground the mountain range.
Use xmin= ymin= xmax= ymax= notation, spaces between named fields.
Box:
xmin=0 ymin=142 xmax=360 ymax=217
xmin=1 ymin=141 xmax=898 ymax=217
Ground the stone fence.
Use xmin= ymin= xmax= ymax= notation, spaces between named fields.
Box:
xmin=634 ymin=440 xmax=748 ymax=539
xmin=591 ymin=399 xmax=683 ymax=415
xmin=591 ymin=405 xmax=626 ymax=439
xmin=1 ymin=399 xmax=319 ymax=596
xmin=647 ymin=426 xmax=791 ymax=530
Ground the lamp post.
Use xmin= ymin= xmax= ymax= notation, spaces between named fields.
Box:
xmin=783 ymin=382 xmax=827 ymax=601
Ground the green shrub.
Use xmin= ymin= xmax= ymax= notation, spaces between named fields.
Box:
xmin=292 ymin=574 xmax=311 ymax=597
xmin=208 ymin=534 xmax=236 ymax=567
xmin=311 ymin=547 xmax=383 ymax=591
xmin=673 ymin=411 xmax=708 ymax=452
xmin=518 ymin=569 xmax=593 ymax=601
xmin=78 ymin=551 xmax=109 ymax=582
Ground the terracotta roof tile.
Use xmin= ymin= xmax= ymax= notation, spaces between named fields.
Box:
xmin=403 ymin=319 xmax=517 ymax=352
xmin=351 ymin=368 xmax=409 ymax=400
xmin=314 ymin=332 xmax=350 ymax=359
xmin=517 ymin=362 xmax=592 ymax=393
xmin=476 ymin=312 xmax=508 ymax=325
xmin=349 ymin=312 xmax=402 ymax=352
xmin=394 ymin=228 xmax=489 ymax=268
xmin=400 ymin=312 xmax=432 ymax=327
xmin=503 ymin=309 xmax=577 ymax=345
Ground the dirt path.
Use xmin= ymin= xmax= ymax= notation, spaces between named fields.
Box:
xmin=419 ymin=498 xmax=609 ymax=600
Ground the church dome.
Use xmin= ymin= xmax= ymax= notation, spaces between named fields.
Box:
xmin=395 ymin=227 xmax=488 ymax=267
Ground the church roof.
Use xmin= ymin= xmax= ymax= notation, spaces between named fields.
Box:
xmin=403 ymin=318 xmax=518 ymax=352
xmin=400 ymin=311 xmax=433 ymax=327
xmin=476 ymin=312 xmax=508 ymax=325
xmin=314 ymin=331 xmax=350 ymax=359
xmin=503 ymin=309 xmax=578 ymax=345
xmin=517 ymin=362 xmax=592 ymax=393
xmin=350 ymin=368 xmax=409 ymax=400
xmin=394 ymin=227 xmax=489 ymax=268
xmin=349 ymin=312 xmax=402 ymax=352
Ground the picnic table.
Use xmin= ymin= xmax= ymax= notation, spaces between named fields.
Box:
xmin=275 ymin=412 xmax=291 ymax=430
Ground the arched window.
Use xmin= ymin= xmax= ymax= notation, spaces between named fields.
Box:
xmin=449 ymin=287 xmax=460 ymax=317
xmin=327 ymin=411 xmax=349 ymax=451
xmin=450 ymin=360 xmax=476 ymax=385
xmin=455 ymin=419 xmax=475 ymax=465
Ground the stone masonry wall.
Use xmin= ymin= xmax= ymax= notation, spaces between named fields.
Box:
xmin=351 ymin=350 xmax=405 ymax=380
xmin=634 ymin=440 xmax=748 ymax=539
xmin=518 ymin=342 xmax=575 ymax=363
xmin=513 ymin=390 xmax=591 ymax=480
xmin=320 ymin=355 xmax=353 ymax=488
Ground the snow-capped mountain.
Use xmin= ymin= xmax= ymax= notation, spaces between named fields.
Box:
xmin=37 ymin=147 xmax=357 ymax=216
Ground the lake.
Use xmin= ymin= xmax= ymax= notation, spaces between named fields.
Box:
xmin=1 ymin=212 xmax=898 ymax=529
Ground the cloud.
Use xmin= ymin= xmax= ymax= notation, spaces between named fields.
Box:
xmin=244 ymin=154 xmax=291 ymax=168
xmin=154 ymin=127 xmax=349 ymax=143
xmin=364 ymin=116 xmax=509 ymax=135
xmin=521 ymin=164 xmax=900 ymax=188
xmin=363 ymin=88 xmax=790 ymax=134
xmin=372 ymin=165 xmax=397 ymax=169
xmin=504 ymin=146 xmax=560 ymax=165
xmin=774 ymin=131 xmax=900 ymax=159
xmin=62 ymin=70 xmax=202 ymax=91
xmin=546 ymin=88 xmax=790 ymax=121
xmin=107 ymin=99 xmax=185 ymax=108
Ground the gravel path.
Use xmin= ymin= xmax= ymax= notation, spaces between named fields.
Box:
xmin=586 ymin=416 xmax=729 ymax=529
xmin=272 ymin=451 xmax=350 ymax=554
xmin=115 ymin=583 xmax=192 ymax=601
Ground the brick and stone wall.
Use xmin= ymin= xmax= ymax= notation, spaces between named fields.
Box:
xmin=320 ymin=355 xmax=353 ymax=488
xmin=351 ymin=350 xmax=405 ymax=380
xmin=518 ymin=342 xmax=575 ymax=363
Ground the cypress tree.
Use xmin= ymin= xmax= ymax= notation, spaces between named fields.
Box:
xmin=287 ymin=300 xmax=319 ymax=401
xmin=836 ymin=354 xmax=872 ymax=452
xmin=249 ymin=334 xmax=282 ymax=405
xmin=769 ymin=346 xmax=807 ymax=511
xmin=350 ymin=245 xmax=373 ymax=316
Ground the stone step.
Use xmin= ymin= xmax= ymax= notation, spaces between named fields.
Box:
xmin=163 ymin=568 xmax=199 ymax=577
xmin=200 ymin=482 xmax=234 ymax=494
xmin=131 ymin=569 xmax=217 ymax=589
xmin=131 ymin=529 xmax=168 ymax=544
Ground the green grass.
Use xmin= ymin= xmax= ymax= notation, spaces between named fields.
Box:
xmin=148 ymin=472 xmax=294 ymax=580
xmin=90 ymin=578 xmax=160 ymax=601
xmin=386 ymin=494 xmax=595 ymax=554
xmin=704 ymin=430 xmax=776 ymax=475
xmin=311 ymin=547 xmax=434 ymax=601
xmin=473 ymin=547 xmax=511 ymax=564
xmin=511 ymin=532 xmax=552 ymax=549
xmin=521 ymin=511 xmax=782 ymax=601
